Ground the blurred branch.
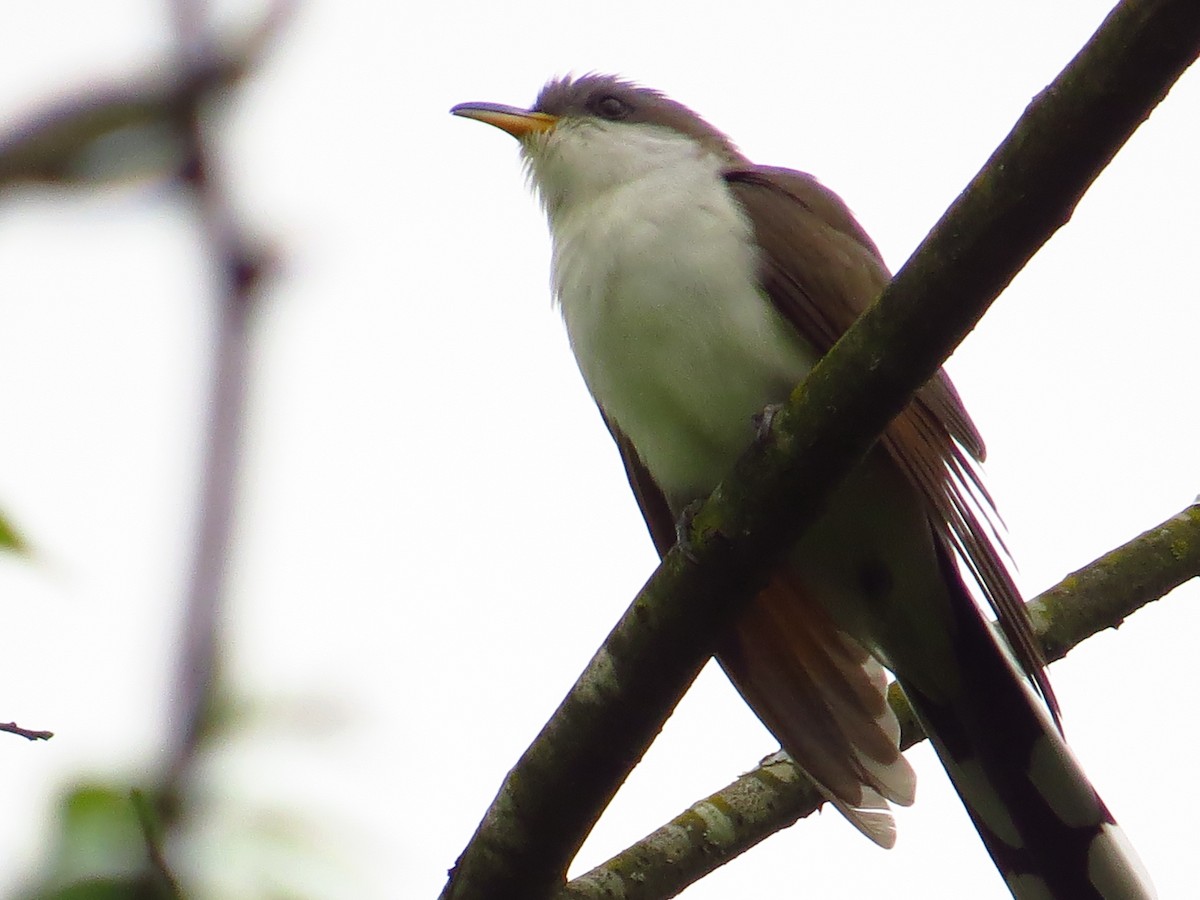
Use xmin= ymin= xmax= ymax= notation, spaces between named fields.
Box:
xmin=1 ymin=3 xmax=292 ymax=896
xmin=131 ymin=790 xmax=184 ymax=900
xmin=0 ymin=2 xmax=289 ymax=190
xmin=158 ymin=0 xmax=288 ymax=807
xmin=440 ymin=1 xmax=1200 ymax=898
xmin=561 ymin=502 xmax=1200 ymax=900
xmin=0 ymin=720 xmax=54 ymax=741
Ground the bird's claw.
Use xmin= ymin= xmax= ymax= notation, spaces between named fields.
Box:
xmin=674 ymin=499 xmax=705 ymax=562
xmin=753 ymin=402 xmax=784 ymax=442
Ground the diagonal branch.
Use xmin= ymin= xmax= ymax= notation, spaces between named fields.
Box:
xmin=440 ymin=2 xmax=1200 ymax=898
xmin=560 ymin=502 xmax=1200 ymax=899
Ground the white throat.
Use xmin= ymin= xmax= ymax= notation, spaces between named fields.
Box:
xmin=524 ymin=122 xmax=819 ymax=509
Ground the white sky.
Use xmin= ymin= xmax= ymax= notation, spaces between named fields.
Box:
xmin=0 ymin=1 xmax=1196 ymax=898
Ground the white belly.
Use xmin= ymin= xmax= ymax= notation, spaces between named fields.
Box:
xmin=552 ymin=160 xmax=819 ymax=508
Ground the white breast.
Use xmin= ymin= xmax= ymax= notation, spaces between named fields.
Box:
xmin=534 ymin=124 xmax=819 ymax=508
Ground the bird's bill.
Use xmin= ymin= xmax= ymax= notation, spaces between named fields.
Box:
xmin=450 ymin=102 xmax=558 ymax=138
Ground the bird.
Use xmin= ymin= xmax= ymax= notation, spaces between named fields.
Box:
xmin=451 ymin=74 xmax=1155 ymax=899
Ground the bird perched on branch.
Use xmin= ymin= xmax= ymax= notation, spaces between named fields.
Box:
xmin=452 ymin=74 xmax=1155 ymax=899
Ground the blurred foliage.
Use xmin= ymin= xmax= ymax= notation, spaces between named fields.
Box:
xmin=0 ymin=507 xmax=25 ymax=552
xmin=15 ymin=784 xmax=173 ymax=900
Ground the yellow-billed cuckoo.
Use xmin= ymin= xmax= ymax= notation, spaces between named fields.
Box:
xmin=451 ymin=75 xmax=1155 ymax=899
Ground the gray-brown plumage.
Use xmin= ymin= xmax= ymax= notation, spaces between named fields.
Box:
xmin=452 ymin=74 xmax=1155 ymax=899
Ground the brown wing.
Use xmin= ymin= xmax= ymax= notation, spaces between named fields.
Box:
xmin=723 ymin=165 xmax=986 ymax=458
xmin=722 ymin=164 xmax=1055 ymax=719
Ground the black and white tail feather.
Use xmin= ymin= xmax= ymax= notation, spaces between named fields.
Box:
xmin=902 ymin=540 xmax=1157 ymax=900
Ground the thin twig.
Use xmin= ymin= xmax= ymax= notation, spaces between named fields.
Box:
xmin=0 ymin=721 xmax=53 ymax=741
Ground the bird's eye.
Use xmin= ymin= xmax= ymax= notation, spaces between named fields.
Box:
xmin=593 ymin=95 xmax=631 ymax=119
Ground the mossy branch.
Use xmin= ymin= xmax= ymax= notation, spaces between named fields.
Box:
xmin=561 ymin=502 xmax=1200 ymax=899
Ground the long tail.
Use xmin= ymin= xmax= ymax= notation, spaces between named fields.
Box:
xmin=899 ymin=546 xmax=1156 ymax=899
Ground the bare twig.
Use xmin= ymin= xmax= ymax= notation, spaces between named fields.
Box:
xmin=0 ymin=721 xmax=53 ymax=741
xmin=440 ymin=2 xmax=1200 ymax=898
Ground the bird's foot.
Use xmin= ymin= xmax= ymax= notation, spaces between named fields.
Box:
xmin=674 ymin=499 xmax=705 ymax=562
xmin=753 ymin=402 xmax=784 ymax=442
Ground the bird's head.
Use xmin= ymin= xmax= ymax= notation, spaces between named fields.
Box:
xmin=452 ymin=75 xmax=745 ymax=220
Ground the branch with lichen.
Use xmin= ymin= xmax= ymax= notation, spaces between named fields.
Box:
xmin=559 ymin=502 xmax=1200 ymax=900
